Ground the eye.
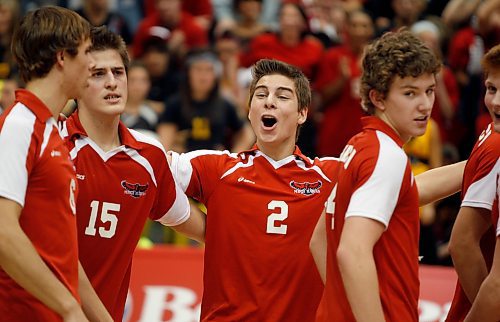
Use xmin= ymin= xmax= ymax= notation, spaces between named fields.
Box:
xmin=425 ymin=88 xmax=435 ymax=96
xmin=92 ymin=70 xmax=105 ymax=78
xmin=486 ymin=85 xmax=497 ymax=93
xmin=255 ymin=93 xmax=267 ymax=98
xmin=404 ymin=91 xmax=415 ymax=97
xmin=278 ymin=95 xmax=290 ymax=100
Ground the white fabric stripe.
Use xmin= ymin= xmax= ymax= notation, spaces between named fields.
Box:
xmin=70 ymin=138 xmax=90 ymax=160
xmin=156 ymin=180 xmax=190 ymax=226
xmin=129 ymin=128 xmax=166 ymax=155
xmin=461 ymin=158 xmax=500 ymax=210
xmin=293 ymin=159 xmax=332 ymax=183
xmin=0 ymin=104 xmax=36 ymax=206
xmin=170 ymin=150 xmax=236 ymax=192
xmin=346 ymin=131 xmax=407 ymax=228
xmin=58 ymin=119 xmax=68 ymax=138
xmin=40 ymin=119 xmax=56 ymax=157
xmin=124 ymin=148 xmax=157 ymax=187
xmin=497 ymin=174 xmax=500 ymax=237
xmin=221 ymin=154 xmax=256 ymax=179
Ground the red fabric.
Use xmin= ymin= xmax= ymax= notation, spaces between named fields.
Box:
xmin=314 ymin=45 xmax=364 ymax=157
xmin=448 ymin=27 xmax=476 ymax=71
xmin=240 ymin=33 xmax=324 ymax=79
xmin=144 ymin=0 xmax=213 ymax=18
xmin=64 ymin=112 xmax=187 ymax=322
xmin=0 ymin=90 xmax=79 ymax=321
xmin=319 ymin=116 xmax=420 ymax=321
xmin=446 ymin=123 xmax=500 ymax=322
xmin=132 ymin=11 xmax=208 ymax=58
xmin=172 ymin=147 xmax=338 ymax=321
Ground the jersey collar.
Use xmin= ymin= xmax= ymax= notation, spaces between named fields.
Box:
xmin=15 ymin=89 xmax=53 ymax=122
xmin=241 ymin=144 xmax=313 ymax=166
xmin=66 ymin=111 xmax=143 ymax=150
xmin=361 ymin=116 xmax=405 ymax=148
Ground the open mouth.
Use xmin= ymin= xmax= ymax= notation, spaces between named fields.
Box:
xmin=105 ymin=94 xmax=121 ymax=102
xmin=414 ymin=115 xmax=428 ymax=122
xmin=262 ymin=115 xmax=277 ymax=128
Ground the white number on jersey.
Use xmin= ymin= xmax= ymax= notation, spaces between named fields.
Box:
xmin=266 ymin=200 xmax=288 ymax=235
xmin=478 ymin=123 xmax=492 ymax=147
xmin=325 ymin=184 xmax=337 ymax=230
xmin=339 ymin=145 xmax=357 ymax=169
xmin=85 ymin=200 xmax=120 ymax=238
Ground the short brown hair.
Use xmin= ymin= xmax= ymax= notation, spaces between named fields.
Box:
xmin=482 ymin=44 xmax=500 ymax=77
xmin=12 ymin=6 xmax=91 ymax=83
xmin=360 ymin=29 xmax=441 ymax=115
xmin=90 ymin=26 xmax=130 ymax=71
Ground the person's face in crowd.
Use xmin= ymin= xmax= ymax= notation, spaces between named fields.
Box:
xmin=248 ymin=74 xmax=307 ymax=149
xmin=0 ymin=3 xmax=14 ymax=35
xmin=238 ymin=0 xmax=262 ymax=22
xmin=142 ymin=49 xmax=169 ymax=78
xmin=415 ymin=30 xmax=441 ymax=58
xmin=484 ymin=69 xmax=500 ymax=132
xmin=392 ymin=0 xmax=423 ymax=23
xmin=127 ymin=65 xmax=151 ymax=103
xmin=80 ymin=49 xmax=127 ymax=117
xmin=346 ymin=11 xmax=374 ymax=45
xmin=189 ymin=59 xmax=217 ymax=98
xmin=86 ymin=0 xmax=109 ymax=11
xmin=279 ymin=4 xmax=307 ymax=34
xmin=374 ymin=73 xmax=436 ymax=142
xmin=215 ymin=37 xmax=239 ymax=64
xmin=156 ymin=0 xmax=181 ymax=25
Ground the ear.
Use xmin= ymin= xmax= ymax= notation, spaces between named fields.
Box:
xmin=56 ymin=50 xmax=65 ymax=67
xmin=298 ymin=107 xmax=308 ymax=125
xmin=368 ymin=89 xmax=385 ymax=111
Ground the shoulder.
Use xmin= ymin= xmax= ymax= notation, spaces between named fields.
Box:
xmin=129 ymin=129 xmax=167 ymax=156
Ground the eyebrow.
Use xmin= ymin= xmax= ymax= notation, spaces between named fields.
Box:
xmin=255 ymin=85 xmax=294 ymax=93
xmin=92 ymin=66 xmax=126 ymax=72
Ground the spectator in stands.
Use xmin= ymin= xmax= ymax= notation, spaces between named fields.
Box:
xmin=306 ymin=0 xmax=348 ymax=48
xmin=143 ymin=0 xmax=213 ymax=31
xmin=0 ymin=0 xmax=20 ymax=79
xmin=75 ymin=0 xmax=133 ymax=45
xmin=132 ymin=0 xmax=208 ymax=61
xmin=212 ymin=0 xmax=280 ymax=33
xmin=121 ymin=61 xmax=159 ymax=138
xmin=157 ymin=49 xmax=254 ymax=153
xmin=315 ymin=9 xmax=374 ymax=158
xmin=0 ymin=76 xmax=19 ymax=114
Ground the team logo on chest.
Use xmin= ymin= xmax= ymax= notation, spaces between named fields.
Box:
xmin=290 ymin=180 xmax=322 ymax=196
xmin=121 ymin=180 xmax=149 ymax=198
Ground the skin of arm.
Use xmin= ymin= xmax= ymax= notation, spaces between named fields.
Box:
xmin=157 ymin=123 xmax=179 ymax=152
xmin=319 ymin=57 xmax=350 ymax=105
xmin=477 ymin=0 xmax=500 ymax=35
xmin=415 ymin=160 xmax=465 ymax=206
xmin=0 ymin=197 xmax=88 ymax=322
xmin=337 ymin=216 xmax=386 ymax=322
xmin=464 ymin=237 xmax=500 ymax=322
xmin=448 ymin=206 xmax=492 ymax=302
xmin=77 ymin=262 xmax=113 ymax=322
xmin=170 ymin=201 xmax=206 ymax=243
xmin=442 ymin=0 xmax=482 ymax=26
xmin=310 ymin=210 xmax=327 ymax=284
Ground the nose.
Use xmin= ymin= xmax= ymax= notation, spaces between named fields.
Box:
xmin=419 ymin=92 xmax=434 ymax=112
xmin=105 ymin=72 xmax=118 ymax=90
xmin=265 ymin=94 xmax=277 ymax=109
xmin=492 ymin=91 xmax=500 ymax=107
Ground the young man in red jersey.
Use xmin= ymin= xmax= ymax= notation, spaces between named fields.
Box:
xmin=0 ymin=6 xmax=113 ymax=322
xmin=312 ymin=30 xmax=442 ymax=322
xmin=60 ymin=26 xmax=205 ymax=322
xmin=168 ymin=58 xmax=464 ymax=321
xmin=449 ymin=44 xmax=500 ymax=322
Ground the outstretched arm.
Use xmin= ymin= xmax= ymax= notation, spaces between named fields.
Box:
xmin=415 ymin=161 xmax=466 ymax=206
xmin=170 ymin=201 xmax=206 ymax=244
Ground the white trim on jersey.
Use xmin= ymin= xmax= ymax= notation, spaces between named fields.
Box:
xmin=497 ymin=173 xmax=500 ymax=237
xmin=124 ymin=148 xmax=158 ymax=186
xmin=170 ymin=150 xmax=236 ymax=192
xmin=40 ymin=119 xmax=56 ymax=157
xmin=293 ymin=159 xmax=332 ymax=183
xmin=221 ymin=154 xmax=256 ymax=179
xmin=461 ymin=158 xmax=500 ymax=210
xmin=345 ymin=131 xmax=407 ymax=228
xmin=129 ymin=128 xmax=166 ymax=157
xmin=70 ymin=138 xmax=90 ymax=160
xmin=156 ymin=181 xmax=190 ymax=226
xmin=58 ymin=119 xmax=68 ymax=138
xmin=0 ymin=103 xmax=36 ymax=206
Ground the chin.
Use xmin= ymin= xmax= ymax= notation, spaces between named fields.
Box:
xmin=493 ymin=122 xmax=500 ymax=133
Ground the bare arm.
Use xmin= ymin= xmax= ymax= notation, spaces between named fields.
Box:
xmin=170 ymin=201 xmax=206 ymax=243
xmin=442 ymin=0 xmax=482 ymax=26
xmin=449 ymin=206 xmax=491 ymax=302
xmin=0 ymin=197 xmax=88 ymax=321
xmin=337 ymin=216 xmax=385 ymax=322
xmin=310 ymin=210 xmax=327 ymax=284
xmin=415 ymin=161 xmax=466 ymax=206
xmin=464 ymin=237 xmax=500 ymax=322
xmin=78 ymin=262 xmax=112 ymax=322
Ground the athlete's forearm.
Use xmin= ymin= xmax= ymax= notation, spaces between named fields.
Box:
xmin=78 ymin=262 xmax=113 ymax=322
xmin=415 ymin=161 xmax=465 ymax=206
xmin=310 ymin=211 xmax=327 ymax=284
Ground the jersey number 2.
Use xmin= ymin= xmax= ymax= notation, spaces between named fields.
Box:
xmin=85 ymin=200 xmax=120 ymax=238
xmin=266 ymin=200 xmax=288 ymax=234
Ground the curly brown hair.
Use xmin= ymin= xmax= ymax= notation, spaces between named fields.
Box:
xmin=360 ymin=29 xmax=441 ymax=115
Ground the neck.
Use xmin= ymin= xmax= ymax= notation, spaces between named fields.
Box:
xmin=280 ymin=30 xmax=301 ymax=46
xmin=257 ymin=140 xmax=296 ymax=161
xmin=26 ymin=77 xmax=70 ymax=119
xmin=78 ymin=108 xmax=121 ymax=152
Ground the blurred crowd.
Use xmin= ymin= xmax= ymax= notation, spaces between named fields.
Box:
xmin=2 ymin=0 xmax=499 ymax=264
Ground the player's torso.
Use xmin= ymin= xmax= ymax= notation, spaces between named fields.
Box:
xmin=201 ymin=154 xmax=337 ymax=321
